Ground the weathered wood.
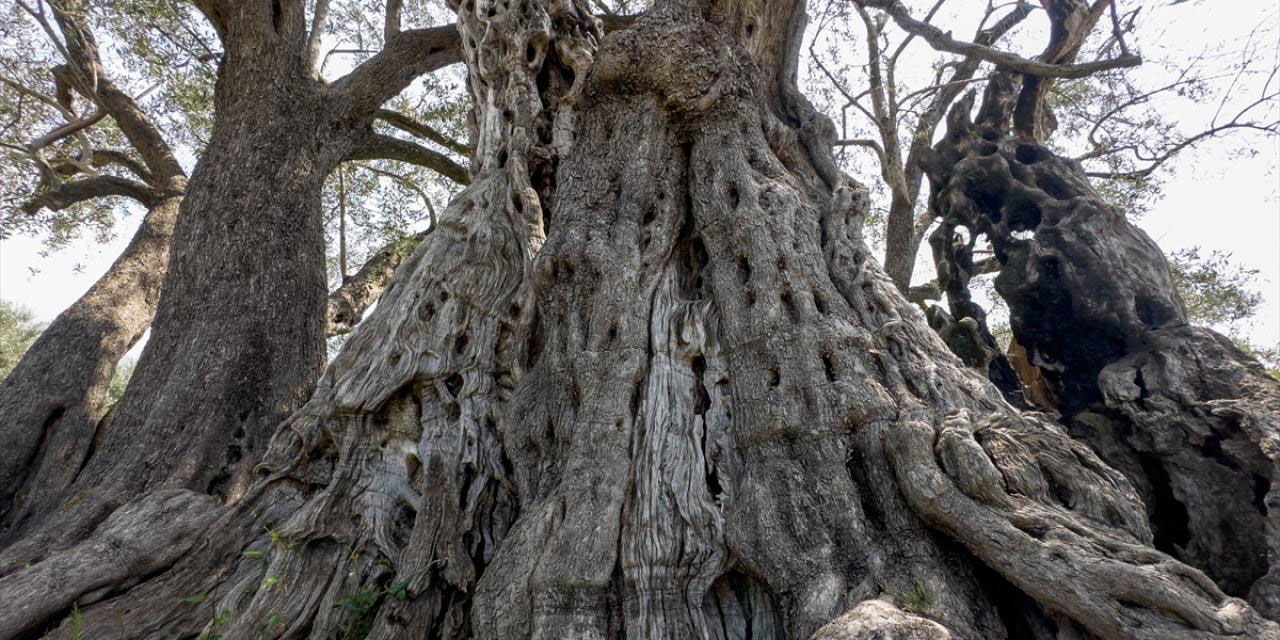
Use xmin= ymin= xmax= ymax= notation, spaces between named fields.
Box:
xmin=924 ymin=86 xmax=1280 ymax=620
xmin=4 ymin=1 xmax=1279 ymax=639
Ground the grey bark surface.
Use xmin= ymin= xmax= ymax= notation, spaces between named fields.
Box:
xmin=327 ymin=231 xmax=430 ymax=338
xmin=0 ymin=194 xmax=180 ymax=526
xmin=2 ymin=1 xmax=1278 ymax=639
xmin=924 ymin=87 xmax=1280 ymax=619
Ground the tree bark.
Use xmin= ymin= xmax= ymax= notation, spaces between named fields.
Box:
xmin=0 ymin=1 xmax=460 ymax=553
xmin=0 ymin=1 xmax=188 ymax=534
xmin=923 ymin=87 xmax=1280 ymax=619
xmin=0 ymin=195 xmax=180 ymax=524
xmin=2 ymin=2 xmax=1278 ymax=639
xmin=327 ymin=231 xmax=429 ymax=337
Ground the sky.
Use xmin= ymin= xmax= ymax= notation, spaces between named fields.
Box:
xmin=0 ymin=0 xmax=1277 ymax=358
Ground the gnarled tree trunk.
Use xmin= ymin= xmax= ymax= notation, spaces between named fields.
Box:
xmin=925 ymin=85 xmax=1280 ymax=619
xmin=1 ymin=2 xmax=1277 ymax=639
xmin=0 ymin=1 xmax=460 ymax=556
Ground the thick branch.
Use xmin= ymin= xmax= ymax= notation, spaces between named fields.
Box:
xmin=50 ymin=2 xmax=185 ymax=184
xmin=24 ymin=105 xmax=104 ymax=155
xmin=347 ymin=133 xmax=470 ymax=185
xmin=306 ymin=0 xmax=333 ymax=77
xmin=375 ymin=109 xmax=471 ymax=155
xmin=384 ymin=0 xmax=403 ymax=40
xmin=53 ymin=148 xmax=154 ymax=183
xmin=333 ymin=15 xmax=633 ymax=118
xmin=331 ymin=25 xmax=463 ymax=117
xmin=22 ymin=175 xmax=160 ymax=213
xmin=326 ymin=230 xmax=428 ymax=337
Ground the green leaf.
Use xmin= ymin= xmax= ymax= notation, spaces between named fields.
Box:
xmin=241 ymin=550 xmax=264 ymax=559
xmin=183 ymin=593 xmax=208 ymax=604
xmin=387 ymin=577 xmax=412 ymax=600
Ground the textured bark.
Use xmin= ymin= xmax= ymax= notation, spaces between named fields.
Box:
xmin=327 ymin=231 xmax=429 ymax=338
xmin=3 ymin=2 xmax=1279 ymax=639
xmin=0 ymin=1 xmax=460 ymax=554
xmin=0 ymin=2 xmax=188 ymax=532
xmin=0 ymin=8 xmax=318 ymax=554
xmin=0 ymin=195 xmax=180 ymax=525
xmin=924 ymin=88 xmax=1280 ymax=620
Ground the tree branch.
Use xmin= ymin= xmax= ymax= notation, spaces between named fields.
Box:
xmin=375 ymin=109 xmax=471 ymax=155
xmin=834 ymin=138 xmax=886 ymax=164
xmin=331 ymin=25 xmax=463 ymax=117
xmin=384 ymin=0 xmax=403 ymax=41
xmin=327 ymin=229 xmax=429 ymax=337
xmin=347 ymin=133 xmax=471 ymax=185
xmin=53 ymin=148 xmax=154 ymax=183
xmin=25 ymin=105 xmax=105 ymax=155
xmin=22 ymin=175 xmax=160 ymax=213
xmin=333 ymin=14 xmax=635 ymax=118
xmin=306 ymin=0 xmax=333 ymax=78
xmin=189 ymin=0 xmax=230 ymax=40
xmin=50 ymin=1 xmax=186 ymax=184
xmin=860 ymin=0 xmax=1140 ymax=79
xmin=909 ymin=256 xmax=1000 ymax=306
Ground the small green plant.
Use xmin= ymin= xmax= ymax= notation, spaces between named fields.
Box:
xmin=264 ymin=611 xmax=283 ymax=632
xmin=196 ymin=610 xmax=231 ymax=640
xmin=336 ymin=576 xmax=415 ymax=640
xmin=262 ymin=574 xmax=286 ymax=594
xmin=266 ymin=528 xmax=297 ymax=552
xmin=901 ymin=578 xmax=933 ymax=614
xmin=69 ymin=603 xmax=82 ymax=640
xmin=183 ymin=593 xmax=208 ymax=604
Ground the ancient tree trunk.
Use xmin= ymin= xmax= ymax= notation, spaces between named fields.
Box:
xmin=924 ymin=89 xmax=1280 ymax=618
xmin=0 ymin=4 xmax=340 ymax=556
xmin=3 ymin=2 xmax=1278 ymax=640
xmin=0 ymin=1 xmax=459 ymax=555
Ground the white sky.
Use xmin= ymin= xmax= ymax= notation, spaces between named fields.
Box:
xmin=0 ymin=0 xmax=1277 ymax=355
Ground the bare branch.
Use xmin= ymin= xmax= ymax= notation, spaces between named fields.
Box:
xmin=860 ymin=0 xmax=1141 ymax=79
xmin=52 ymin=148 xmax=154 ymax=183
xmin=375 ymin=109 xmax=471 ymax=155
xmin=834 ymin=138 xmax=886 ymax=164
xmin=307 ymin=0 xmax=333 ymax=78
xmin=22 ymin=175 xmax=160 ymax=213
xmin=356 ymin=162 xmax=437 ymax=225
xmin=347 ymin=133 xmax=470 ymax=185
xmin=384 ymin=0 xmax=403 ymax=41
xmin=49 ymin=1 xmax=185 ymax=184
xmin=25 ymin=106 xmax=104 ymax=155
xmin=327 ymin=229 xmax=429 ymax=337
xmin=1085 ymin=119 xmax=1279 ymax=181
